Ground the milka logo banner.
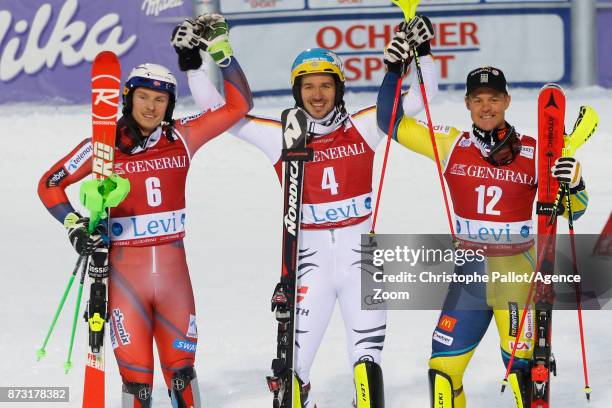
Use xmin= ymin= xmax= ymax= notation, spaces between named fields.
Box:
xmin=0 ymin=0 xmax=192 ymax=104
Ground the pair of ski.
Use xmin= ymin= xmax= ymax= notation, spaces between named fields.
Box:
xmin=38 ymin=51 xmax=125 ymax=408
xmin=503 ymin=84 xmax=597 ymax=407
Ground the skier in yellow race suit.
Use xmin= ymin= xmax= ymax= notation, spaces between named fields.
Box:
xmin=378 ymin=18 xmax=597 ymax=408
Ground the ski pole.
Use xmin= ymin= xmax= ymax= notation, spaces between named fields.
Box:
xmin=411 ymin=46 xmax=455 ymax=240
xmin=37 ymin=255 xmax=85 ymax=361
xmin=370 ymin=69 xmax=404 ymax=234
xmin=564 ymin=183 xmax=591 ymax=400
xmin=65 ymin=256 xmax=88 ymax=373
xmin=371 ymin=0 xmax=420 ymax=234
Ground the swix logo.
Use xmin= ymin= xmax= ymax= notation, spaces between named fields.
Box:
xmin=296 ymin=286 xmax=309 ymax=303
xmin=449 ymin=163 xmax=466 ymax=176
xmin=173 ymin=338 xmax=197 ymax=353
xmin=437 ymin=315 xmax=457 ymax=333
xmin=0 ymin=0 xmax=135 ymax=82
xmin=284 ymin=160 xmax=300 ymax=236
xmin=360 ymin=383 xmax=367 ymax=401
xmin=141 ymin=0 xmax=185 ymax=17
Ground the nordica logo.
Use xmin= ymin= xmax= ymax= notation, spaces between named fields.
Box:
xmin=284 ymin=160 xmax=300 ymax=236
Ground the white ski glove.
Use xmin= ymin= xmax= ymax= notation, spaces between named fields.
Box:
xmin=552 ymin=157 xmax=582 ymax=189
xmin=384 ymin=31 xmax=411 ymax=74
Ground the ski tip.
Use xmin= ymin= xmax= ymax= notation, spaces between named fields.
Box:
xmin=540 ymin=82 xmax=565 ymax=94
xmin=94 ymin=50 xmax=119 ymax=63
xmin=36 ymin=348 xmax=46 ymax=361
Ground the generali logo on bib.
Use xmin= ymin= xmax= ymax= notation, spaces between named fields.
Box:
xmin=0 ymin=0 xmax=136 ymax=81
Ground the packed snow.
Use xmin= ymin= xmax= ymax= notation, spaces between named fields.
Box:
xmin=0 ymin=86 xmax=610 ymax=407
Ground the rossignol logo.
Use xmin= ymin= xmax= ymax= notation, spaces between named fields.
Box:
xmin=284 ymin=160 xmax=300 ymax=236
xmin=64 ymin=142 xmax=93 ymax=174
xmin=92 ymin=80 xmax=120 ymax=125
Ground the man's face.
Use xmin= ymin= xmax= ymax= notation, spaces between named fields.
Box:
xmin=465 ymin=88 xmax=511 ymax=131
xmin=131 ymin=87 xmax=170 ymax=136
xmin=300 ymin=73 xmax=336 ymax=119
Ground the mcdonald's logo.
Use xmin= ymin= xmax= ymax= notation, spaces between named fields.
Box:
xmin=437 ymin=315 xmax=457 ymax=333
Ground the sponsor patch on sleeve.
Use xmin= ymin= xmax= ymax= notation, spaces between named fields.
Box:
xmin=45 ymin=167 xmax=68 ymax=187
xmin=437 ymin=315 xmax=458 ymax=332
xmin=64 ymin=142 xmax=93 ymax=174
xmin=433 ymin=330 xmax=454 ymax=346
xmin=520 ymin=146 xmax=535 ymax=159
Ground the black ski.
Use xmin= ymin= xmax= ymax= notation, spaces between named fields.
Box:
xmin=266 ymin=108 xmax=312 ymax=408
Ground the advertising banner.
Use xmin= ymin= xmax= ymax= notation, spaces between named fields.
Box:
xmin=598 ymin=6 xmax=612 ymax=87
xmin=0 ymin=0 xmax=192 ymax=104
xmin=230 ymin=10 xmax=569 ymax=96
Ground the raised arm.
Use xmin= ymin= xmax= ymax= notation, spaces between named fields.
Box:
xmin=171 ymin=14 xmax=253 ymax=157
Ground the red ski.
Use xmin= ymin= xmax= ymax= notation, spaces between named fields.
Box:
xmin=531 ymin=83 xmax=566 ymax=407
xmin=82 ymin=51 xmax=121 ymax=408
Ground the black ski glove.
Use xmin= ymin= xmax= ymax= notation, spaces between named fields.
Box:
xmin=64 ymin=212 xmax=106 ymax=256
xmin=171 ymin=19 xmax=203 ymax=71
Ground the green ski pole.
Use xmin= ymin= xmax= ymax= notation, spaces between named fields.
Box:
xmin=64 ymin=256 xmax=88 ymax=373
xmin=37 ymin=255 xmax=85 ymax=361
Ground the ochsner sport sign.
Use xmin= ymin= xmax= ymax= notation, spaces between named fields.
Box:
xmin=230 ymin=11 xmax=568 ymax=95
xmin=0 ymin=0 xmax=192 ymax=104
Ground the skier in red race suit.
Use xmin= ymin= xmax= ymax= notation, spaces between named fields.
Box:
xmin=38 ymin=17 xmax=252 ymax=407
xmin=377 ymin=32 xmax=598 ymax=406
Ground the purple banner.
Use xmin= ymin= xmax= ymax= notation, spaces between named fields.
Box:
xmin=0 ymin=0 xmax=193 ymax=104
xmin=598 ymin=7 xmax=612 ymax=87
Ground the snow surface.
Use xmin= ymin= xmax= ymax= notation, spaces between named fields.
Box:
xmin=0 ymin=87 xmax=610 ymax=407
